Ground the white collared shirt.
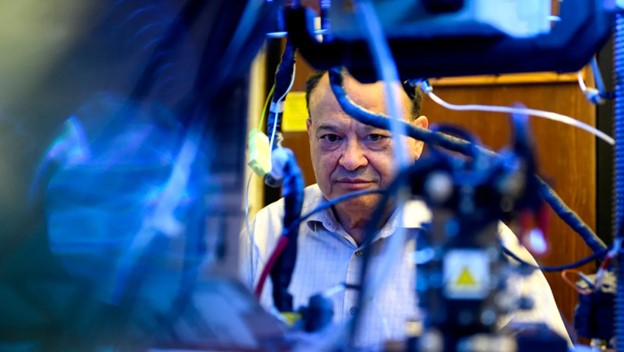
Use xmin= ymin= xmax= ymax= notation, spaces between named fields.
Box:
xmin=239 ymin=184 xmax=570 ymax=348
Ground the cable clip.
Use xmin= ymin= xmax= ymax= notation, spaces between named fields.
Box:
xmin=247 ymin=129 xmax=271 ymax=177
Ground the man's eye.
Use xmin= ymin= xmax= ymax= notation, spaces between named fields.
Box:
xmin=368 ymin=134 xmax=387 ymax=142
xmin=320 ymin=134 xmax=341 ymax=142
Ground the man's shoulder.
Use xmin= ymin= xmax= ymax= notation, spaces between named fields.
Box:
xmin=250 ymin=184 xmax=323 ymax=243
xmin=497 ymin=222 xmax=540 ymax=266
xmin=257 ymin=184 xmax=324 ymax=217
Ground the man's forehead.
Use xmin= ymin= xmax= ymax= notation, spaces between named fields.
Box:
xmin=309 ymin=73 xmax=411 ymax=118
xmin=311 ymin=74 xmax=384 ymax=102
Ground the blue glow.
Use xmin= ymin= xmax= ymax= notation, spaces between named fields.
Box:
xmin=43 ymin=94 xmax=209 ymax=302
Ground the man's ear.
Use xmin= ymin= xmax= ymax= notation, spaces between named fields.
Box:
xmin=412 ymin=115 xmax=428 ymax=158
xmin=414 ymin=115 xmax=428 ymax=129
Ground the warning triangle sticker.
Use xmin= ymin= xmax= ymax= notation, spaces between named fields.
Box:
xmin=455 ymin=266 xmax=478 ymax=287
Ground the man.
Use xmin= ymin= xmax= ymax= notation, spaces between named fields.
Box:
xmin=240 ymin=70 xmax=570 ymax=348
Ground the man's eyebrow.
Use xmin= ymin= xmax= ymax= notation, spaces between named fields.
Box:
xmin=315 ymin=124 xmax=340 ymax=132
xmin=359 ymin=125 xmax=388 ymax=133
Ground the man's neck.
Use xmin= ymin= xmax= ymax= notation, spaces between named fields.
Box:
xmin=332 ymin=204 xmax=393 ymax=246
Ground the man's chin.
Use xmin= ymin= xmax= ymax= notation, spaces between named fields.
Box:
xmin=329 ymin=188 xmax=381 ymax=208
xmin=332 ymin=200 xmax=381 ymax=224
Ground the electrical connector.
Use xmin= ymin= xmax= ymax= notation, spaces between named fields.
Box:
xmin=247 ymin=128 xmax=271 ymax=177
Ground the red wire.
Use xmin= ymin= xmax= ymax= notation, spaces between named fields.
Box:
xmin=599 ymin=255 xmax=611 ymax=271
xmin=254 ymin=235 xmax=289 ymax=298
xmin=561 ymin=269 xmax=592 ymax=295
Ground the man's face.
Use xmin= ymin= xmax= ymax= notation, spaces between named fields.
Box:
xmin=306 ymin=73 xmax=428 ymax=212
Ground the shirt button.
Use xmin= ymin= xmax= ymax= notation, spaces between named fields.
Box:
xmin=355 ymin=249 xmax=363 ymax=257
xmin=349 ymin=307 xmax=358 ymax=316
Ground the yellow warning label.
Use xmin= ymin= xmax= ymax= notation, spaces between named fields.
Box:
xmin=283 ymin=92 xmax=308 ymax=132
xmin=455 ymin=266 xmax=478 ymax=287
xmin=444 ymin=250 xmax=489 ymax=299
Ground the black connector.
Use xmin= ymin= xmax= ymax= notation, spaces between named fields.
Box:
xmin=299 ymin=294 xmax=334 ymax=332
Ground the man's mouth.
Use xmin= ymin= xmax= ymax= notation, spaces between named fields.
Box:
xmin=335 ymin=178 xmax=371 ymax=184
xmin=334 ymin=179 xmax=375 ymax=189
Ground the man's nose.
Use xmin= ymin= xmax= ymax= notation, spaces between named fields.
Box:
xmin=339 ymin=140 xmax=368 ymax=171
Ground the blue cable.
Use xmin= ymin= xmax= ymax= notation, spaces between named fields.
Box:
xmin=535 ymin=176 xmax=607 ymax=252
xmin=613 ymin=12 xmax=624 ymax=352
xmin=591 ymin=56 xmax=609 ymax=98
xmin=285 ymin=189 xmax=385 ymax=235
xmin=270 ymin=149 xmax=304 ymax=312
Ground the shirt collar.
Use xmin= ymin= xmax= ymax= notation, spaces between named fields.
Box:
xmin=302 ymin=185 xmax=431 ymax=238
xmin=302 ymin=185 xmax=341 ymax=233
xmin=379 ymin=199 xmax=431 ymax=239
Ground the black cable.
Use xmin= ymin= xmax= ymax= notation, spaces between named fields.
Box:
xmin=265 ymin=40 xmax=298 ymax=188
xmin=427 ymin=123 xmax=495 ymax=187
xmin=535 ymin=175 xmax=607 ymax=252
xmin=428 ymin=123 xmax=483 ymax=161
xmin=501 ymin=245 xmax=609 ymax=272
xmin=328 ymin=67 xmax=478 ymax=157
xmin=267 ymin=39 xmax=297 ymax=152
